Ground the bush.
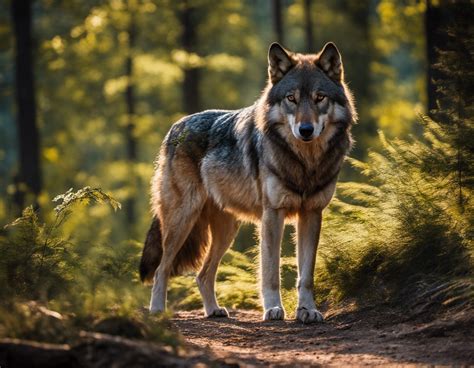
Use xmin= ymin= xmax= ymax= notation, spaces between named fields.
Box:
xmin=317 ymin=118 xmax=473 ymax=304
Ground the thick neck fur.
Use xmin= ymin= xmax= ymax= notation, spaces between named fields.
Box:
xmin=254 ymin=77 xmax=355 ymax=196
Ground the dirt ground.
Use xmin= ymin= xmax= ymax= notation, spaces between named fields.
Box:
xmin=1 ymin=298 xmax=472 ymax=367
xmin=173 ymin=307 xmax=474 ymax=367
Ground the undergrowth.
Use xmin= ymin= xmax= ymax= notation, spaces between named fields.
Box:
xmin=0 ymin=187 xmax=179 ymax=348
xmin=317 ymin=116 xmax=473 ymax=304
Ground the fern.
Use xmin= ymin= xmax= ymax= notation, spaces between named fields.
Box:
xmin=53 ymin=186 xmax=121 ymax=222
xmin=0 ymin=187 xmax=121 ymax=301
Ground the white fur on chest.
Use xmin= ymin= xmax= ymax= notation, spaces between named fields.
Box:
xmin=263 ymin=174 xmax=336 ymax=213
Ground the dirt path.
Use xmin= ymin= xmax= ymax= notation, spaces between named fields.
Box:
xmin=173 ymin=308 xmax=473 ymax=367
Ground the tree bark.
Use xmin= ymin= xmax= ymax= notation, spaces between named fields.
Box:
xmin=180 ymin=0 xmax=200 ymax=114
xmin=347 ymin=0 xmax=371 ymax=104
xmin=425 ymin=0 xmax=445 ymax=116
xmin=125 ymin=13 xmax=137 ymax=225
xmin=272 ymin=0 xmax=284 ymax=45
xmin=303 ymin=0 xmax=314 ymax=52
xmin=11 ymin=0 xmax=41 ymax=211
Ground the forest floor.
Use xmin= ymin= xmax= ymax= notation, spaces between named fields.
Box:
xmin=173 ymin=305 xmax=474 ymax=367
xmin=1 ymin=300 xmax=472 ymax=367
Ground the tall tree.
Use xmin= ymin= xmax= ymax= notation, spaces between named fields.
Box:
xmin=303 ymin=0 xmax=314 ymax=52
xmin=272 ymin=0 xmax=284 ymax=45
xmin=124 ymin=10 xmax=137 ymax=225
xmin=11 ymin=0 xmax=41 ymax=211
xmin=180 ymin=0 xmax=201 ymax=114
xmin=425 ymin=0 xmax=446 ymax=115
xmin=428 ymin=1 xmax=474 ymax=211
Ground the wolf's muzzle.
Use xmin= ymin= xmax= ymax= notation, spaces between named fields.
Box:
xmin=299 ymin=123 xmax=314 ymax=140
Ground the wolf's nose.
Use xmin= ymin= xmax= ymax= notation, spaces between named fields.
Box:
xmin=299 ymin=123 xmax=314 ymax=139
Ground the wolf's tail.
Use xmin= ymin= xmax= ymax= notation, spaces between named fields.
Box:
xmin=139 ymin=217 xmax=163 ymax=283
xmin=139 ymin=216 xmax=210 ymax=284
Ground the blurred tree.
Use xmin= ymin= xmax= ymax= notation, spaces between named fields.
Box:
xmin=303 ymin=0 xmax=314 ymax=52
xmin=11 ymin=0 xmax=42 ymax=212
xmin=369 ymin=0 xmax=426 ymax=139
xmin=427 ymin=0 xmax=474 ymax=212
xmin=330 ymin=0 xmax=375 ymax=161
xmin=425 ymin=0 xmax=444 ymax=115
xmin=0 ymin=1 xmax=15 ymax=222
xmin=180 ymin=0 xmax=201 ymax=114
xmin=125 ymin=6 xmax=137 ymax=226
xmin=272 ymin=0 xmax=284 ymax=45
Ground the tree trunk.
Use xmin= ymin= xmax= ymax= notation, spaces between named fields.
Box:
xmin=303 ymin=0 xmax=314 ymax=52
xmin=272 ymin=0 xmax=284 ymax=45
xmin=346 ymin=0 xmax=371 ymax=105
xmin=340 ymin=0 xmax=376 ymax=162
xmin=181 ymin=0 xmax=200 ymax=114
xmin=11 ymin=0 xmax=41 ymax=212
xmin=125 ymin=13 xmax=137 ymax=225
xmin=425 ymin=0 xmax=445 ymax=115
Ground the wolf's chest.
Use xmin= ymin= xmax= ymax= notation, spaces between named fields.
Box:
xmin=262 ymin=171 xmax=337 ymax=213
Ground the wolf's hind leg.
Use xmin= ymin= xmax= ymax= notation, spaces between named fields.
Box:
xmin=196 ymin=205 xmax=239 ymax=317
xmin=149 ymin=187 xmax=207 ymax=314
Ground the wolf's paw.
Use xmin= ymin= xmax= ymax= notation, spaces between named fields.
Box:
xmin=263 ymin=306 xmax=285 ymax=321
xmin=206 ymin=307 xmax=229 ymax=318
xmin=149 ymin=305 xmax=165 ymax=314
xmin=296 ymin=307 xmax=324 ymax=324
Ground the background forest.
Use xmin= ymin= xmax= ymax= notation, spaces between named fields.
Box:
xmin=0 ymin=0 xmax=472 ymax=343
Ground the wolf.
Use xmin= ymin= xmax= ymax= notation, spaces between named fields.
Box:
xmin=139 ymin=42 xmax=356 ymax=323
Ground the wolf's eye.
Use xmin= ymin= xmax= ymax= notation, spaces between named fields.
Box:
xmin=287 ymin=94 xmax=296 ymax=103
xmin=315 ymin=94 xmax=326 ymax=103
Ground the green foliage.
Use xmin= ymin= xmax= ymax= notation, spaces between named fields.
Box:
xmin=53 ymin=186 xmax=121 ymax=217
xmin=368 ymin=0 xmax=426 ymax=141
xmin=317 ymin=117 xmax=473 ymax=303
xmin=0 ymin=187 xmax=178 ymax=347
xmin=168 ymin=249 xmax=259 ymax=311
xmin=1 ymin=206 xmax=74 ymax=300
xmin=0 ymin=187 xmax=121 ymax=300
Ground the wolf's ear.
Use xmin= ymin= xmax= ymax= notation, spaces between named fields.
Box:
xmin=268 ymin=42 xmax=295 ymax=84
xmin=317 ymin=42 xmax=343 ymax=82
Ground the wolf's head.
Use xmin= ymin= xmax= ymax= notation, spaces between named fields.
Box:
xmin=262 ymin=42 xmax=356 ymax=143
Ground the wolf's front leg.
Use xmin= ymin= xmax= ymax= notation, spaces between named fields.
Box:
xmin=260 ymin=208 xmax=285 ymax=320
xmin=296 ymin=210 xmax=324 ymax=323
